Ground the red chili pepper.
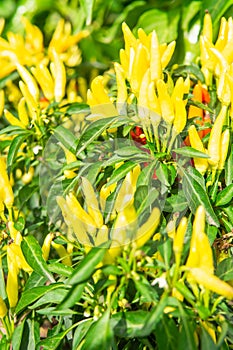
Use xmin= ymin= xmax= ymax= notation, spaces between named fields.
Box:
xmin=130 ymin=126 xmax=147 ymax=145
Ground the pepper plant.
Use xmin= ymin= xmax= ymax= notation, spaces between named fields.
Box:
xmin=0 ymin=2 xmax=233 ymax=350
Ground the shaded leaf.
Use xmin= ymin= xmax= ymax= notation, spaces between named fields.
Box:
xmin=21 ymin=235 xmax=55 ymax=282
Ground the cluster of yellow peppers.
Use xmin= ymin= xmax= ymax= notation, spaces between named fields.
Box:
xmin=57 ymin=165 xmax=161 ymax=263
xmin=0 ymin=16 xmax=89 ymax=129
xmin=87 ymin=22 xmax=191 ymax=146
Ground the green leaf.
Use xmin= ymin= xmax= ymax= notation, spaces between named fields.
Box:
xmin=54 ymin=125 xmax=77 ymax=153
xmin=106 ymin=161 xmax=137 ymax=186
xmin=67 ymin=245 xmax=109 ymax=285
xmin=155 ymin=315 xmax=179 ymax=350
xmin=181 ymin=166 xmax=219 ymax=227
xmin=137 ymin=160 xmax=157 ymax=187
xmin=173 ymin=146 xmax=210 ymax=159
xmin=0 ymin=125 xmax=29 ymax=136
xmin=135 ymin=8 xmax=180 ymax=43
xmin=21 ymin=236 xmax=55 ymax=282
xmin=36 ymin=307 xmax=77 ymax=316
xmin=65 ymin=102 xmax=89 ymax=115
xmin=206 ymin=224 xmax=218 ymax=245
xmin=111 ymin=310 xmax=148 ymax=338
xmin=114 ymin=146 xmax=145 ymax=157
xmin=20 ymin=319 xmax=40 ymax=350
xmin=133 ymin=276 xmax=158 ymax=303
xmin=47 ymin=262 xmax=73 ymax=277
xmin=11 ymin=318 xmax=26 ymax=350
xmin=57 ymin=283 xmax=85 ymax=310
xmin=29 ymin=288 xmax=69 ymax=309
xmin=175 ymin=281 xmax=195 ymax=304
xmin=18 ymin=184 xmax=38 ymax=209
xmin=15 ymin=283 xmax=65 ymax=314
xmin=76 ymin=117 xmax=118 ymax=156
xmin=72 ymin=319 xmax=93 ymax=349
xmin=24 ymin=272 xmax=47 ymax=291
xmin=135 ymin=185 xmax=158 ymax=212
xmin=156 ymin=162 xmax=170 ymax=187
xmin=200 ymin=326 xmax=218 ymax=350
xmin=80 ymin=0 xmax=95 ymax=25
xmin=216 ymin=258 xmax=233 ymax=282
xmin=139 ymin=296 xmax=169 ymax=337
xmin=215 ymin=184 xmax=233 ymax=206
xmin=177 ymin=302 xmax=197 ymax=350
xmin=81 ymin=310 xmax=113 ymax=350
xmin=173 ymin=64 xmax=205 ymax=83
xmin=225 ymin=148 xmax=233 ymax=186
xmin=7 ymin=133 xmax=29 ymax=171
xmin=36 ymin=328 xmax=73 ymax=350
xmin=164 ymin=193 xmax=187 ymax=212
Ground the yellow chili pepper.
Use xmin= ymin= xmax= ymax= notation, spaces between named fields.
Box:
xmin=0 ymin=296 xmax=7 ymax=318
xmin=173 ymin=217 xmax=188 ymax=263
xmin=114 ymin=62 xmax=127 ymax=104
xmin=218 ymin=128 xmax=230 ymax=170
xmin=19 ymin=81 xmax=38 ymax=120
xmin=147 ymin=81 xmax=161 ymax=115
xmin=186 ymin=206 xmax=206 ymax=268
xmin=81 ymin=177 xmax=103 ymax=228
xmin=215 ymin=17 xmax=228 ymax=51
xmin=21 ymin=16 xmax=43 ymax=53
xmin=137 ymin=28 xmax=150 ymax=49
xmin=66 ymin=193 xmax=97 ymax=234
xmin=6 ymin=263 xmax=18 ymax=308
xmin=189 ymin=267 xmax=233 ymax=299
xmin=119 ymin=49 xmax=129 ymax=77
xmin=51 ymin=241 xmax=72 ymax=266
xmin=31 ymin=64 xmax=54 ymax=101
xmin=0 ymin=89 xmax=4 ymax=116
xmin=161 ymin=40 xmax=176 ymax=69
xmin=130 ymin=43 xmax=149 ymax=95
xmin=122 ymin=22 xmax=137 ymax=53
xmin=4 ymin=109 xmax=26 ymax=128
xmin=0 ymin=157 xmax=14 ymax=208
xmin=42 ymin=232 xmax=55 ymax=261
xmin=22 ymin=166 xmax=34 ymax=184
xmin=57 ymin=196 xmax=90 ymax=245
xmin=202 ymin=12 xmax=213 ymax=43
xmin=51 ymin=49 xmax=66 ymax=102
xmin=8 ymin=221 xmax=22 ymax=244
xmin=157 ymin=79 xmax=174 ymax=124
xmin=18 ymin=97 xmax=29 ymax=127
xmin=173 ymin=98 xmax=187 ymax=134
xmin=188 ymin=125 xmax=209 ymax=175
xmin=134 ymin=207 xmax=160 ymax=248
xmin=150 ymin=30 xmax=162 ymax=82
xmin=207 ymin=104 xmax=228 ymax=168
xmin=16 ymin=63 xmax=40 ymax=101
xmin=99 ymin=182 xmax=116 ymax=212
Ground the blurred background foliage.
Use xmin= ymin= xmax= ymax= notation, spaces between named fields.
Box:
xmin=1 ymin=0 xmax=233 ymax=72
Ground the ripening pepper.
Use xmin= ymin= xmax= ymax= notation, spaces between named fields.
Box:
xmin=207 ymin=104 xmax=228 ymax=169
xmin=0 ymin=296 xmax=7 ymax=318
xmin=0 ymin=157 xmax=14 ymax=208
xmin=188 ymin=125 xmax=209 ymax=175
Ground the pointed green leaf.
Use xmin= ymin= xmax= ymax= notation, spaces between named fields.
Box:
xmin=181 ymin=166 xmax=219 ymax=227
xmin=21 ymin=235 xmax=55 ymax=282
xmin=15 ymin=283 xmax=65 ymax=314
xmin=82 ymin=310 xmax=113 ymax=350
